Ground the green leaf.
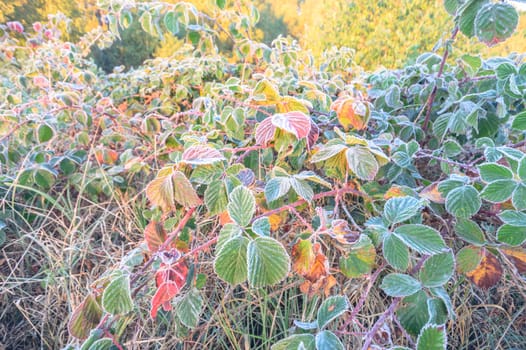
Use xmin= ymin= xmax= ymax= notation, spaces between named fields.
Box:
xmin=68 ymin=294 xmax=103 ymax=339
xmin=456 ymin=246 xmax=483 ymax=274
xmin=119 ymin=10 xmax=133 ymax=29
xmin=419 ymin=252 xmax=455 ymax=287
xmin=383 ymin=196 xmax=422 ymax=225
xmin=102 ymin=274 xmax=133 ymax=315
xmin=443 ymin=139 xmax=463 ymax=157
xmin=478 ymin=163 xmax=513 ymax=182
xmin=247 ymin=237 xmax=290 ymax=288
xmin=251 ymin=217 xmax=270 ymax=236
xmin=88 ymin=338 xmax=113 ymax=350
xmin=315 ymin=331 xmax=344 ymax=350
xmin=444 ymin=0 xmax=460 ymax=16
xmin=496 ymin=224 xmax=526 ymax=246
xmin=175 ymin=289 xmax=203 ymax=328
xmin=511 ymin=111 xmax=526 ymax=131
xmin=317 ymin=295 xmax=349 ymax=329
xmin=480 ymin=180 xmax=517 ymax=203
xmin=517 ymin=157 xmax=526 ymax=181
xmin=265 ymin=177 xmax=291 ymax=203
xmin=429 ymin=286 xmax=455 ymax=319
xmin=228 ymin=186 xmax=255 ymax=227
xmin=339 ymin=235 xmax=376 ymax=278
xmin=204 ymin=180 xmax=227 ymax=215
xmin=383 ymin=234 xmax=409 ymax=271
xmin=458 ymin=0 xmax=489 ymax=37
xmin=271 ymin=334 xmax=315 ymax=350
xmin=397 ymin=291 xmax=429 ymax=336
xmin=445 ymin=185 xmax=481 ymax=218
xmin=380 ymin=273 xmax=422 ymax=297
xmin=289 ymin=177 xmax=314 ymax=202
xmin=216 ymin=223 xmax=242 ymax=253
xmin=474 ymin=3 xmax=519 ymax=46
xmin=454 ymin=218 xmax=485 ymax=245
xmin=427 ymin=298 xmax=448 ymax=325
xmin=37 ymin=124 xmax=54 ymax=143
xmin=416 ymin=324 xmax=447 ymax=350
xmin=311 ymin=144 xmax=347 ymax=163
xmin=214 ymin=235 xmax=249 ymax=285
xmin=394 ymin=224 xmax=447 ymax=255
xmin=512 ymin=184 xmax=526 ymax=210
xmin=346 ymin=146 xmax=379 ymax=180
xmin=216 ymin=0 xmax=226 ymax=9
xmin=139 ymin=11 xmax=156 ymax=36
xmin=498 ymin=210 xmax=526 ymax=226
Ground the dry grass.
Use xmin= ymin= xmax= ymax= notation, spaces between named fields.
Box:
xmin=1 ymin=180 xmax=525 ymax=349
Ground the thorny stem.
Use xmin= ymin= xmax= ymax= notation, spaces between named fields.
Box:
xmin=130 ymin=207 xmax=196 ymax=286
xmin=251 ymin=185 xmax=367 ymax=223
xmin=360 ymin=256 xmax=429 ymax=349
xmin=422 ymin=26 xmax=459 ymax=132
xmin=337 ymin=262 xmax=386 ymax=334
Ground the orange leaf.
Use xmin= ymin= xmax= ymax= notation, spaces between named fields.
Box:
xmin=500 ymin=247 xmax=526 ymax=273
xmin=466 ymin=249 xmax=503 ymax=289
xmin=150 ymin=281 xmax=180 ymax=319
xmin=300 ymin=275 xmax=337 ymax=297
xmin=268 ymin=214 xmax=283 ymax=231
xmin=420 ymin=183 xmax=445 ymax=204
xmin=219 ymin=210 xmax=233 ymax=225
xmin=144 ymin=221 xmax=167 ymax=253
xmin=292 ymin=239 xmax=315 ymax=275
xmin=331 ymin=96 xmax=370 ymax=131
xmin=304 ymin=243 xmax=329 ymax=282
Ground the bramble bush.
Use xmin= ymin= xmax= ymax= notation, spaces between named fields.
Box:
xmin=0 ymin=0 xmax=525 ymax=349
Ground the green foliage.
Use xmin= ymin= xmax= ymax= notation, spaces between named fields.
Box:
xmin=1 ymin=1 xmax=525 ymax=349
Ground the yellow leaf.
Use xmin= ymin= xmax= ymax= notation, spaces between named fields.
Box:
xmin=276 ymin=96 xmax=311 ymax=114
xmin=146 ymin=167 xmax=202 ymax=211
xmin=252 ymin=79 xmax=280 ymax=105
xmin=292 ymin=239 xmax=315 ymax=275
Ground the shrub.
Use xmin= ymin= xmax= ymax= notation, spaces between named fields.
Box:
xmin=0 ymin=1 xmax=525 ymax=349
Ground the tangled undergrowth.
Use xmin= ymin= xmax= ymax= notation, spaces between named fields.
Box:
xmin=1 ymin=1 xmax=525 ymax=349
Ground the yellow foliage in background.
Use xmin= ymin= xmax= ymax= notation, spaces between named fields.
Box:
xmin=2 ymin=0 xmax=526 ymax=70
xmin=263 ymin=0 xmax=526 ymax=70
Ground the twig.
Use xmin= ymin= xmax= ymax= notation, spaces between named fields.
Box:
xmin=252 ymin=186 xmax=367 ymax=223
xmin=422 ymin=26 xmax=459 ymax=132
xmin=130 ymin=207 xmax=196 ymax=285
xmin=337 ymin=262 xmax=386 ymax=333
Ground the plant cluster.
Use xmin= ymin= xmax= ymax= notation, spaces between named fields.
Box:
xmin=0 ymin=1 xmax=525 ymax=349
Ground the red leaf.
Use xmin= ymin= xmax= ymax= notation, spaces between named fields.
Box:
xmin=307 ymin=122 xmax=319 ymax=149
xmin=271 ymin=111 xmax=311 ymax=139
xmin=182 ymin=145 xmax=225 ymax=165
xmin=151 ymin=260 xmax=189 ymax=319
xmin=144 ymin=221 xmax=167 ymax=252
xmin=150 ymin=281 xmax=180 ymax=319
xmin=255 ymin=117 xmax=276 ymax=146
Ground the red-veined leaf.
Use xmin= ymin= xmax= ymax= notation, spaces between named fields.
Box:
xmin=271 ymin=111 xmax=311 ymax=139
xmin=255 ymin=117 xmax=276 ymax=146
xmin=182 ymin=145 xmax=225 ymax=165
